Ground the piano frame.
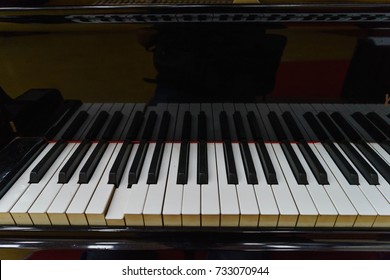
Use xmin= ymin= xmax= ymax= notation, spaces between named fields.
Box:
xmin=3 ymin=2 xmax=390 ymax=25
xmin=1 ymin=226 xmax=390 ymax=251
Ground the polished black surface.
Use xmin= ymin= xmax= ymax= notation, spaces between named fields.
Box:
xmin=1 ymin=225 xmax=390 ymax=251
xmin=2 ymin=1 xmax=390 ymax=254
xmin=0 ymin=137 xmax=45 ymax=199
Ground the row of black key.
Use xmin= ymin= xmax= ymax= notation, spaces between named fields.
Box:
xmin=28 ymin=103 xmax=390 ymax=190
xmin=304 ymin=109 xmax=390 ymax=185
xmin=27 ymin=106 xmax=329 ymax=187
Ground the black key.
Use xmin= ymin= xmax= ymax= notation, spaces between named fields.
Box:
xmin=197 ymin=140 xmax=208 ymax=184
xmin=267 ymin=111 xmax=307 ymax=184
xmin=280 ymin=111 xmax=328 ymax=184
xmin=317 ymin=112 xmax=345 ymax=141
xmin=128 ymin=140 xmax=149 ymax=186
xmin=281 ymin=142 xmax=308 ymax=185
xmin=30 ymin=140 xmax=67 ymax=183
xmin=323 ymin=141 xmax=359 ymax=185
xmin=268 ymin=111 xmax=287 ymax=141
xmin=128 ymin=112 xmax=158 ymax=186
xmin=141 ymin=111 xmax=157 ymax=140
xmin=304 ymin=112 xmax=329 ymax=141
xmin=233 ymin=111 xmax=247 ymax=141
xmin=58 ymin=139 xmax=91 ymax=183
xmin=352 ymin=112 xmax=387 ymax=142
xmin=247 ymin=111 xmax=263 ymax=140
xmin=380 ymin=140 xmax=390 ymax=155
xmin=177 ymin=112 xmax=192 ymax=184
xmin=147 ymin=141 xmax=165 ymax=184
xmin=220 ymin=112 xmax=238 ymax=184
xmin=61 ymin=111 xmax=89 ymax=140
xmin=282 ymin=111 xmax=304 ymax=141
xmin=197 ymin=111 xmax=207 ymax=141
xmin=239 ymin=142 xmax=258 ymax=184
xmin=125 ymin=111 xmax=144 ymax=140
xmin=157 ymin=111 xmax=171 ymax=141
xmin=70 ymin=111 xmax=122 ymax=184
xmin=220 ymin=111 xmax=231 ymax=141
xmin=255 ymin=142 xmax=278 ymax=184
xmin=78 ymin=141 xmax=108 ymax=183
xmin=147 ymin=112 xmax=170 ymax=184
xmin=85 ymin=111 xmax=109 ymax=140
xmin=234 ymin=111 xmax=257 ymax=184
xmin=102 ymin=111 xmax=123 ymax=140
xmin=58 ymin=109 xmax=116 ymax=184
xmin=366 ymin=112 xmax=390 ymax=139
xmin=108 ymin=111 xmax=144 ymax=186
xmin=181 ymin=111 xmax=192 ymax=141
xmin=223 ymin=140 xmax=238 ymax=184
xmin=298 ymin=142 xmax=328 ymax=185
xmin=197 ymin=112 xmax=208 ymax=184
xmin=108 ymin=139 xmax=134 ymax=186
xmin=330 ymin=112 xmax=389 ymax=183
xmin=338 ymin=141 xmax=378 ymax=185
xmin=177 ymin=140 xmax=190 ymax=184
xmin=330 ymin=112 xmax=362 ymax=142
xmin=355 ymin=140 xmax=390 ymax=184
xmin=247 ymin=111 xmax=277 ymax=184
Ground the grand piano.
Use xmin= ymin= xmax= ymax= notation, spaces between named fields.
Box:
xmin=1 ymin=0 xmax=390 ymax=254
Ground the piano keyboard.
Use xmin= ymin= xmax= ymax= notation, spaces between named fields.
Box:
xmin=0 ymin=103 xmax=389 ymax=228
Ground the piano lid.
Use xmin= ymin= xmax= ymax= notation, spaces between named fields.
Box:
xmin=1 ymin=1 xmax=390 ymax=110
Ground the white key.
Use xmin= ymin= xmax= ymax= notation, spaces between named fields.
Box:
xmin=181 ymin=143 xmax=201 ymax=226
xmin=162 ymin=143 xmax=183 ymax=226
xmin=248 ymin=143 xmax=279 ymax=227
xmin=0 ymin=145 xmax=52 ymax=225
xmin=215 ymin=143 xmax=240 ymax=227
xmin=143 ymin=143 xmax=173 ymax=226
xmin=85 ymin=143 xmax=121 ymax=226
xmin=350 ymin=143 xmax=390 ymax=227
xmin=310 ymin=143 xmax=359 ymax=227
xmin=365 ymin=145 xmax=390 ymax=203
xmin=47 ymin=142 xmax=95 ymax=225
xmin=124 ymin=143 xmax=155 ymax=226
xmin=28 ymin=143 xmax=77 ymax=225
xmin=317 ymin=143 xmax=376 ymax=227
xmin=201 ymin=143 xmax=220 ymax=227
xmin=291 ymin=143 xmax=338 ymax=227
xmin=273 ymin=143 xmax=318 ymax=227
xmin=369 ymin=143 xmax=390 ymax=164
xmin=372 ymin=170 xmax=390 ymax=227
xmin=66 ymin=143 xmax=116 ymax=225
xmin=10 ymin=143 xmax=74 ymax=225
xmin=232 ymin=143 xmax=259 ymax=226
xmin=105 ymin=143 xmax=138 ymax=226
xmin=266 ymin=143 xmax=298 ymax=227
